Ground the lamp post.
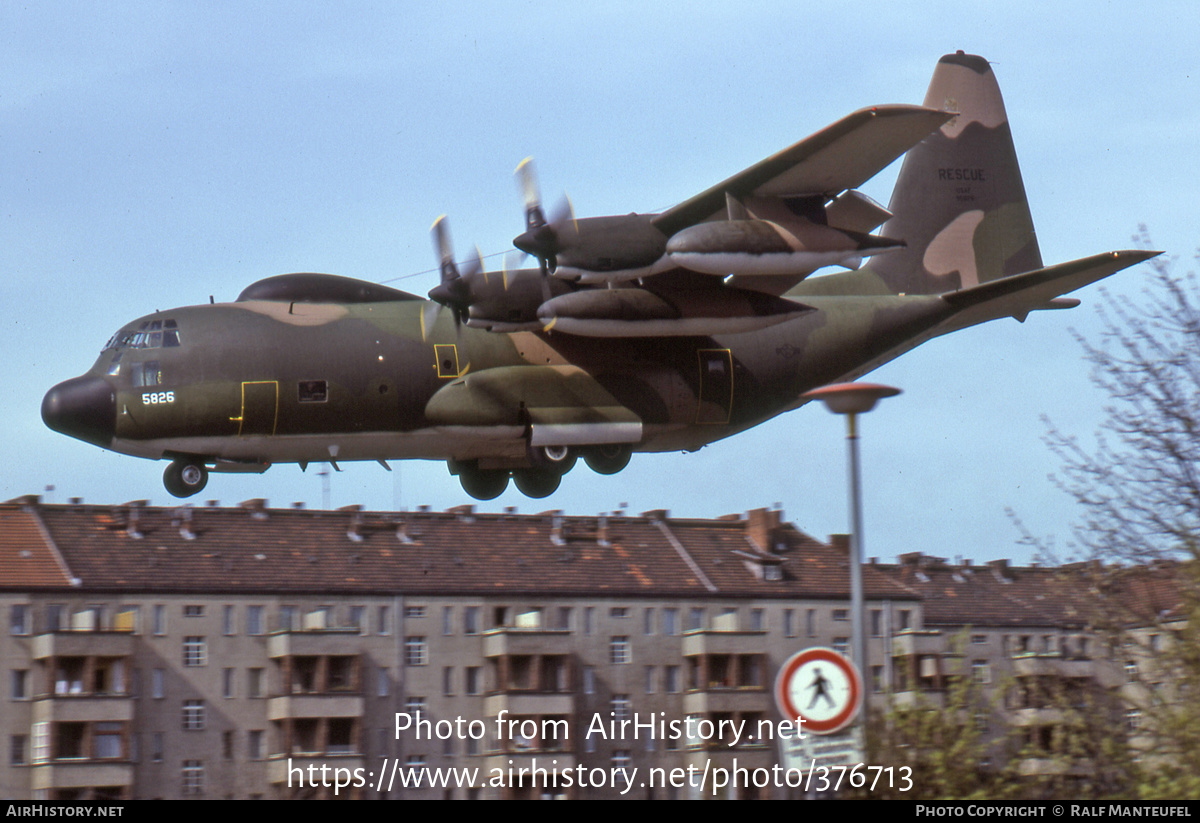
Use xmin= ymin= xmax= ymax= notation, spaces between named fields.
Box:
xmin=801 ymin=382 xmax=900 ymax=705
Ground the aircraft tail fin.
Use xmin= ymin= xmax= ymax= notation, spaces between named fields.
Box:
xmin=792 ymin=52 xmax=1046 ymax=303
xmin=866 ymin=52 xmax=1043 ymax=295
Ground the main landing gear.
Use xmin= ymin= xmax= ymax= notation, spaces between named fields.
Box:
xmin=163 ymin=459 xmax=209 ymax=498
xmin=449 ymin=443 xmax=634 ymax=501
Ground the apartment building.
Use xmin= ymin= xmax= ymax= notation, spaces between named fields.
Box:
xmin=0 ymin=495 xmax=1185 ymax=799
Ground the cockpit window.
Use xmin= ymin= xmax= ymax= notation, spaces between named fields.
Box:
xmin=102 ymin=319 xmax=182 ymax=352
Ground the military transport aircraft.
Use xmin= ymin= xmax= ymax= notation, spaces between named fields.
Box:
xmin=42 ymin=52 xmax=1156 ymax=501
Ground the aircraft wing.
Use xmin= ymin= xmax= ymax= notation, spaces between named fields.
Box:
xmin=652 ymin=105 xmax=953 ymax=236
xmin=937 ymin=249 xmax=1161 ymax=331
xmin=425 ymin=365 xmax=643 ymax=446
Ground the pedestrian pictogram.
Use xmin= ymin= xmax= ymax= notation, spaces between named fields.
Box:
xmin=774 ymin=647 xmax=862 ymax=735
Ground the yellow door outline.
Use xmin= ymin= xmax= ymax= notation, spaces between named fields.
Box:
xmin=233 ymin=381 xmax=279 ymax=435
xmin=434 ymin=344 xmax=461 ymax=379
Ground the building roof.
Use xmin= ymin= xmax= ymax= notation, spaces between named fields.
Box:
xmin=1 ymin=497 xmax=920 ymax=601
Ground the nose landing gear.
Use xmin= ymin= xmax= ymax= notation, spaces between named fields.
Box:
xmin=163 ymin=459 xmax=209 ymax=498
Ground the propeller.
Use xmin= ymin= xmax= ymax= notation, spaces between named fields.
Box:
xmin=513 ymin=158 xmax=574 ymax=301
xmin=425 ymin=216 xmax=482 ymax=339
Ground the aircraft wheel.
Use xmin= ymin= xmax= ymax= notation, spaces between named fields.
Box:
xmin=512 ymin=468 xmax=561 ymax=498
xmin=528 ymin=444 xmax=577 ymax=475
xmin=164 ymin=459 xmax=208 ymax=499
xmin=455 ymin=462 xmax=509 ymax=501
xmin=583 ymin=444 xmax=632 ymax=475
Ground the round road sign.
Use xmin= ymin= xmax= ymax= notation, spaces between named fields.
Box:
xmin=774 ymin=647 xmax=863 ymax=735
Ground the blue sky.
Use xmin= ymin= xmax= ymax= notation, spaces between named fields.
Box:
xmin=4 ymin=2 xmax=1196 ymax=564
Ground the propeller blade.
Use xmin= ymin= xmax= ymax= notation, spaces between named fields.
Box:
xmin=431 ymin=215 xmax=459 ymax=284
xmin=515 ymin=157 xmax=546 ymax=230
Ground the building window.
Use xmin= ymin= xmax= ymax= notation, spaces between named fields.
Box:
xmin=184 ymin=605 xmax=204 ymax=618
xmin=183 ymin=637 xmax=207 ymax=667
xmin=247 ymin=606 xmax=264 ymax=636
xmin=182 ymin=760 xmax=204 ymax=796
xmin=663 ymin=608 xmax=678 ymax=636
xmin=248 ymin=730 xmax=265 ymax=760
xmin=687 ymin=608 xmax=705 ymax=632
xmin=645 ymin=666 xmax=656 ymax=693
xmin=898 ymin=610 xmax=912 ymax=630
xmin=972 ymin=660 xmax=991 ymax=685
xmin=1126 ymin=708 xmax=1142 ymax=731
xmin=972 ymin=634 xmax=988 ymax=645
xmin=349 ymin=606 xmax=366 ymax=634
xmin=222 ymin=731 xmax=234 ymax=760
xmin=379 ymin=667 xmax=391 ymax=697
xmin=644 ymin=608 xmax=655 ymax=635
xmin=222 ymin=668 xmax=235 ymax=699
xmin=247 ymin=668 xmax=264 ymax=699
xmin=222 ymin=606 xmax=235 ymax=635
xmin=584 ymin=607 xmax=595 ymax=635
xmin=442 ymin=667 xmax=453 ymax=696
xmin=152 ymin=733 xmax=163 ymax=762
xmin=11 ymin=734 xmax=27 ymax=766
xmin=10 ymin=605 xmax=29 ymax=635
xmin=152 ymin=669 xmax=165 ymax=699
xmin=613 ymin=750 xmax=632 ymax=777
xmin=404 ymin=605 xmax=426 ymax=619
xmin=784 ymin=609 xmax=795 ymax=638
xmin=405 ymin=697 xmax=426 ymax=719
xmin=377 ymin=605 xmax=391 ymax=635
xmin=464 ymin=607 xmax=479 ymax=635
xmin=610 ymin=636 xmax=632 ymax=664
xmin=12 ymin=670 xmax=28 ymax=700
xmin=833 ymin=637 xmax=849 ymax=655
xmin=832 ymin=608 xmax=849 ymax=622
xmin=182 ymin=700 xmax=206 ymax=730
xmin=279 ymin=605 xmax=297 ymax=632
xmin=806 ymin=608 xmax=816 ymax=637
xmin=584 ymin=666 xmax=595 ymax=695
xmin=465 ymin=667 xmax=480 ymax=696
xmin=556 ymin=607 xmax=573 ymax=631
xmin=750 ymin=608 xmax=765 ymax=632
xmin=870 ymin=609 xmax=883 ymax=637
xmin=871 ymin=665 xmax=884 ymax=693
xmin=611 ymin=607 xmax=629 ymax=619
xmin=405 ymin=637 xmax=428 ymax=666
xmin=45 ymin=604 xmax=64 ymax=632
xmin=665 ymin=665 xmax=680 ymax=693
xmin=443 ymin=607 xmax=454 ymax=636
xmin=612 ymin=695 xmax=631 ymax=721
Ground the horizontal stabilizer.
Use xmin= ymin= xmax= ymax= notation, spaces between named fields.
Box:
xmin=938 ymin=250 xmax=1160 ymax=330
xmin=653 ymin=105 xmax=952 ymax=236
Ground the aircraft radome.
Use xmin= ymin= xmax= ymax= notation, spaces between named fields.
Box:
xmin=42 ymin=52 xmax=1157 ymax=501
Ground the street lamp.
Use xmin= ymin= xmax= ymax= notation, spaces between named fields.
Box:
xmin=801 ymin=383 xmax=900 ymax=698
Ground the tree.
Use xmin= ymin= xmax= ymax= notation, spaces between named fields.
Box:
xmin=1041 ymin=232 xmax=1200 ymax=798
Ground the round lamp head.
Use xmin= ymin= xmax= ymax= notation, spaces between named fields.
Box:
xmin=801 ymin=382 xmax=901 ymax=415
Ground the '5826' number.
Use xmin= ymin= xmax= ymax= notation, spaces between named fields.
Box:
xmin=141 ymin=391 xmax=175 ymax=405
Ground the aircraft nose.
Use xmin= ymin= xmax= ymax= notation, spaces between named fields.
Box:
xmin=42 ymin=376 xmax=117 ymax=447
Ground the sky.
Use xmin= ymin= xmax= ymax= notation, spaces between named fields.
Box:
xmin=3 ymin=2 xmax=1196 ymax=566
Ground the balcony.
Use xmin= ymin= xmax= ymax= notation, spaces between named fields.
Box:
xmin=483 ymin=628 xmax=573 ymax=658
xmin=1012 ymin=654 xmax=1095 ymax=679
xmin=33 ymin=630 xmax=133 ymax=660
xmin=268 ymin=628 xmax=363 ymax=658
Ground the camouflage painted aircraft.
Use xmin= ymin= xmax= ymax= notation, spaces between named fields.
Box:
xmin=42 ymin=52 xmax=1156 ymax=500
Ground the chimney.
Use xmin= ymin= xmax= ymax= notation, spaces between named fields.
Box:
xmin=829 ymin=534 xmax=851 ymax=554
xmin=746 ymin=508 xmax=781 ymax=551
xmin=240 ymin=499 xmax=269 ymax=519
